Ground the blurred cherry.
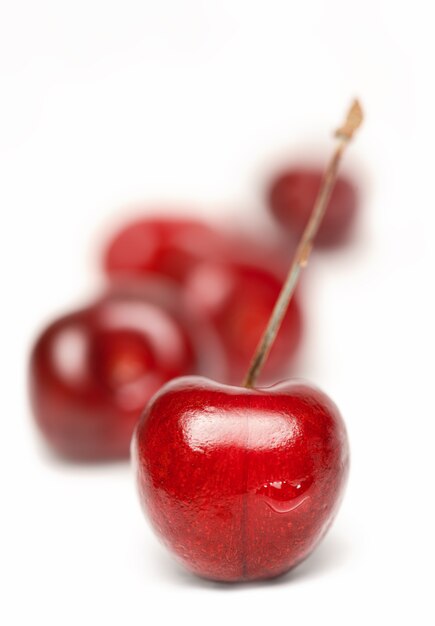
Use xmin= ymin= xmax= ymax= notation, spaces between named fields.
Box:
xmin=268 ymin=167 xmax=359 ymax=246
xmin=103 ymin=217 xmax=234 ymax=283
xmin=29 ymin=279 xmax=224 ymax=461
xmin=184 ymin=261 xmax=303 ymax=384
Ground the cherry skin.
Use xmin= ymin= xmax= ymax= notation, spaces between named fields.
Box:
xmin=268 ymin=167 xmax=358 ymax=247
xmin=133 ymin=376 xmax=349 ymax=582
xmin=29 ymin=283 xmax=215 ymax=461
xmin=184 ymin=261 xmax=303 ymax=384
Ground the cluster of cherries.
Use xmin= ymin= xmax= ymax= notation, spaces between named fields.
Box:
xmin=29 ymin=102 xmax=362 ymax=583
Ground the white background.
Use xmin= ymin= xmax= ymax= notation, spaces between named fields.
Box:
xmin=1 ymin=1 xmax=434 ymax=624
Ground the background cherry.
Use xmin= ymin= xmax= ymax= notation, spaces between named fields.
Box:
xmin=103 ymin=217 xmax=234 ymax=283
xmin=29 ymin=279 xmax=220 ymax=461
xmin=268 ymin=167 xmax=359 ymax=247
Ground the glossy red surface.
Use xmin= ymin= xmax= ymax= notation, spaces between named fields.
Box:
xmin=103 ymin=217 xmax=232 ymax=282
xmin=184 ymin=262 xmax=303 ymax=384
xmin=29 ymin=288 xmax=204 ymax=460
xmin=268 ymin=168 xmax=358 ymax=246
xmin=133 ymin=376 xmax=349 ymax=582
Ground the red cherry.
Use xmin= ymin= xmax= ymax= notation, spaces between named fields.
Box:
xmin=132 ymin=376 xmax=349 ymax=581
xmin=132 ymin=101 xmax=362 ymax=582
xmin=268 ymin=168 xmax=358 ymax=246
xmin=103 ymin=217 xmax=232 ymax=282
xmin=29 ymin=282 xmax=218 ymax=460
xmin=184 ymin=261 xmax=302 ymax=384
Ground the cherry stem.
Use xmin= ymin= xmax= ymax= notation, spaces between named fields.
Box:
xmin=243 ymin=99 xmax=364 ymax=388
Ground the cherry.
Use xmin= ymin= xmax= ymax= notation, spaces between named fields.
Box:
xmin=268 ymin=167 xmax=358 ymax=247
xmin=133 ymin=375 xmax=348 ymax=581
xmin=29 ymin=280 xmax=222 ymax=461
xmin=103 ymin=217 xmax=233 ymax=283
xmin=132 ymin=101 xmax=363 ymax=581
xmin=184 ymin=261 xmax=302 ymax=383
